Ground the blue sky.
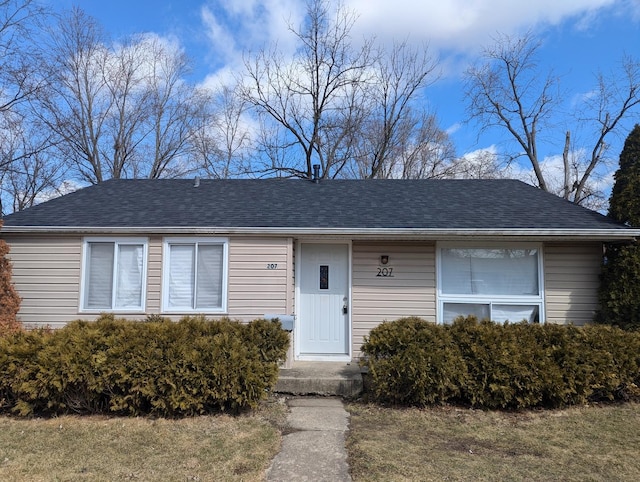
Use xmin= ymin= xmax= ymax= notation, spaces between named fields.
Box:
xmin=51 ymin=0 xmax=640 ymax=186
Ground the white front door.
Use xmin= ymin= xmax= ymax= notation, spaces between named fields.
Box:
xmin=298 ymin=243 xmax=350 ymax=358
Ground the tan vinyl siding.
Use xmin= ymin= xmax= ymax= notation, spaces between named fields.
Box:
xmin=6 ymin=235 xmax=295 ymax=327
xmin=227 ymin=237 xmax=293 ymax=322
xmin=351 ymin=242 xmax=436 ymax=358
xmin=7 ymin=236 xmax=82 ymax=328
xmin=5 ymin=233 xmax=604 ymax=340
xmin=544 ymin=242 xmax=603 ymax=325
xmin=146 ymin=237 xmax=162 ymax=314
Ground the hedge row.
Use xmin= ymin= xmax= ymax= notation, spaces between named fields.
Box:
xmin=361 ymin=316 xmax=640 ymax=409
xmin=0 ymin=315 xmax=289 ymax=416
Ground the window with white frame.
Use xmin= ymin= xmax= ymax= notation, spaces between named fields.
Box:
xmin=437 ymin=244 xmax=544 ymax=324
xmin=82 ymin=238 xmax=147 ymax=311
xmin=162 ymin=238 xmax=228 ymax=313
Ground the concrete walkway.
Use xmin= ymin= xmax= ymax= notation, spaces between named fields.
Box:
xmin=266 ymin=397 xmax=352 ymax=481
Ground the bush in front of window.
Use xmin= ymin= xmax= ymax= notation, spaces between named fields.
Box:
xmin=360 ymin=316 xmax=640 ymax=409
xmin=447 ymin=317 xmax=556 ymax=408
xmin=360 ymin=316 xmax=468 ymax=406
xmin=0 ymin=314 xmax=289 ymax=417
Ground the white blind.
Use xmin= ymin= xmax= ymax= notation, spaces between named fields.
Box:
xmin=492 ymin=304 xmax=539 ymax=323
xmin=441 ymin=248 xmax=539 ymax=296
xmin=195 ymin=244 xmax=223 ymax=309
xmin=443 ymin=303 xmax=490 ymax=324
xmin=114 ymin=244 xmax=144 ymax=309
xmin=168 ymin=244 xmax=195 ymax=308
xmin=443 ymin=303 xmax=539 ymax=324
xmin=85 ymin=242 xmax=114 ymax=309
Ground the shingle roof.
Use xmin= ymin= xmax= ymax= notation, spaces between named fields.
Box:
xmin=0 ymin=178 xmax=633 ymax=236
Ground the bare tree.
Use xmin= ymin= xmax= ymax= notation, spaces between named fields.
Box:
xmin=241 ymin=0 xmax=373 ymax=179
xmin=0 ymin=0 xmax=46 ymax=120
xmin=0 ymin=116 xmax=65 ymax=214
xmin=5 ymin=152 xmax=66 ymax=212
xmin=37 ymin=8 xmax=111 ymax=183
xmin=464 ymin=32 xmax=640 ymax=205
xmin=570 ymin=57 xmax=640 ymax=205
xmin=349 ymin=109 xmax=456 ymax=179
xmin=142 ymin=35 xmax=207 ymax=179
xmin=102 ymin=35 xmax=154 ymax=180
xmin=241 ymin=0 xmax=452 ymax=181
xmin=0 ymin=0 xmax=50 ymax=205
xmin=390 ymin=113 xmax=457 ymax=179
xmin=452 ymin=149 xmax=512 ymax=180
xmin=351 ymin=41 xmax=445 ymax=179
xmin=37 ymin=8 xmax=207 ymax=184
xmin=193 ymin=84 xmax=254 ymax=179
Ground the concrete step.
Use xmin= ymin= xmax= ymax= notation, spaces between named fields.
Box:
xmin=275 ymin=361 xmax=363 ymax=398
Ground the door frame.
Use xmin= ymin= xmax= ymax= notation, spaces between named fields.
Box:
xmin=294 ymin=240 xmax=352 ymax=361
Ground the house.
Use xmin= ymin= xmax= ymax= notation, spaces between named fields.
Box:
xmin=2 ymin=178 xmax=638 ymax=362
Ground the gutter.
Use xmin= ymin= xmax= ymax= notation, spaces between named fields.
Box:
xmin=2 ymin=225 xmax=639 ymax=241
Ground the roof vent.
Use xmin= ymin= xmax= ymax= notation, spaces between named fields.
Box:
xmin=312 ymin=164 xmax=320 ymax=183
xmin=194 ymin=176 xmax=200 ymax=188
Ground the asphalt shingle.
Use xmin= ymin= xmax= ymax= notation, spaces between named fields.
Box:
xmin=0 ymin=178 xmax=629 ymax=231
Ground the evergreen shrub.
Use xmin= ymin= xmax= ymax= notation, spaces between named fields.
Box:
xmin=361 ymin=316 xmax=467 ymax=405
xmin=596 ymin=123 xmax=640 ymax=330
xmin=361 ymin=316 xmax=640 ymax=409
xmin=0 ymin=221 xmax=22 ymax=336
xmin=0 ymin=315 xmax=289 ymax=416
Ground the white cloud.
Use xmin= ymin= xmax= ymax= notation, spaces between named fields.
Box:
xmin=194 ymin=0 xmax=631 ymax=202
xmin=445 ymin=122 xmax=462 ymax=136
xmin=200 ymin=65 xmax=238 ymax=92
xmin=34 ymin=180 xmax=83 ymax=205
xmin=111 ymin=32 xmax=185 ymax=78
xmin=465 ymin=146 xmax=616 ymax=210
xmin=200 ymin=6 xmax=239 ymax=64
xmin=461 ymin=145 xmax=498 ymax=161
xmin=198 ymin=0 xmax=629 ymax=89
xmin=345 ymin=0 xmax=618 ymax=53
xmin=569 ymin=89 xmax=599 ymax=109
xmin=200 ymin=0 xmax=304 ymax=63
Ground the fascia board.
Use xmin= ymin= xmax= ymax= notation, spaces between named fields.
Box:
xmin=2 ymin=225 xmax=639 ymax=241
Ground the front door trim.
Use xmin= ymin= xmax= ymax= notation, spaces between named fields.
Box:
xmin=295 ymin=240 xmax=352 ymax=361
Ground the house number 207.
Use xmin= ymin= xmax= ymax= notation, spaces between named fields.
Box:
xmin=376 ymin=267 xmax=394 ymax=277
xmin=266 ymin=263 xmax=278 ymax=269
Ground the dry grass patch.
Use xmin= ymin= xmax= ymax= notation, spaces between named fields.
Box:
xmin=347 ymin=402 xmax=640 ymax=481
xmin=0 ymin=398 xmax=287 ymax=481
